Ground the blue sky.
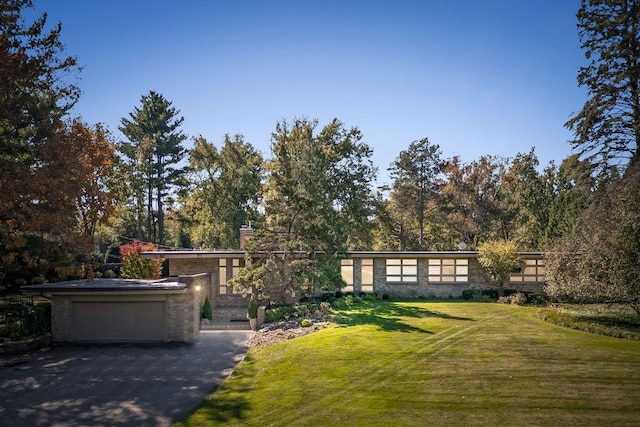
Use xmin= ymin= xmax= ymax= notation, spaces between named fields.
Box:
xmin=31 ymin=0 xmax=584 ymax=184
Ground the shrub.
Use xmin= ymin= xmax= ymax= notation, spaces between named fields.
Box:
xmin=497 ymin=292 xmax=528 ymax=306
xmin=32 ymin=276 xmax=46 ymax=285
xmin=104 ymin=269 xmax=116 ymax=278
xmin=201 ymin=297 xmax=213 ymax=320
xmin=319 ymin=293 xmax=334 ymax=303
xmin=462 ymin=290 xmax=475 ymax=300
xmin=2 ymin=302 xmax=51 ymax=339
xmin=248 ymin=294 xmax=258 ymax=319
xmin=509 ymin=292 xmax=528 ymax=306
xmin=382 ymin=294 xmax=390 ymax=301
xmin=344 ymin=295 xmax=354 ymax=306
xmin=300 ymin=318 xmax=312 ymax=328
xmin=119 ymin=240 xmax=164 ymax=279
xmin=334 ymin=290 xmax=343 ymax=298
xmin=319 ymin=301 xmax=331 ymax=314
xmin=359 ymin=291 xmax=367 ymax=298
xmin=15 ymin=278 xmax=26 ymax=287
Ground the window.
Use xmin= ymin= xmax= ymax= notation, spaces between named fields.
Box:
xmin=231 ymin=259 xmax=241 ymax=293
xmin=219 ymin=259 xmax=227 ymax=294
xmin=386 ymin=258 xmax=418 ymax=282
xmin=340 ymin=259 xmax=354 ymax=292
xmin=510 ymin=258 xmax=545 ymax=282
xmin=361 ymin=258 xmax=374 ymax=292
xmin=428 ymin=258 xmax=468 ymax=282
xmin=219 ymin=258 xmax=244 ymax=294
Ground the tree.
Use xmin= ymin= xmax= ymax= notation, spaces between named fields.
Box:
xmin=119 ymin=91 xmax=188 ymax=245
xmin=501 ymin=148 xmax=549 ymax=250
xmin=186 ymin=134 xmax=263 ymax=248
xmin=477 ymin=240 xmax=523 ymax=296
xmin=240 ymin=118 xmax=376 ymax=300
xmin=66 ymin=119 xmax=117 ymax=238
xmin=545 ymin=159 xmax=640 ymax=313
xmin=389 ymin=138 xmax=445 ymax=250
xmin=119 ymin=240 xmax=163 ymax=279
xmin=566 ymin=0 xmax=640 ymax=168
xmin=0 ymin=0 xmax=86 ymax=281
xmin=441 ymin=155 xmax=509 ymax=248
xmin=544 ymin=154 xmax=595 ymax=242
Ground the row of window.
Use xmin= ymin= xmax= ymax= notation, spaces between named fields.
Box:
xmin=218 ymin=257 xmax=544 ymax=294
xmin=342 ymin=258 xmax=543 ymax=286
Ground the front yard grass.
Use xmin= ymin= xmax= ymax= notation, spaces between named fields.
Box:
xmin=176 ymin=301 xmax=640 ymax=427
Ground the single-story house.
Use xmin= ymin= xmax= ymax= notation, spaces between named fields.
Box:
xmin=141 ymin=249 xmax=545 ymax=307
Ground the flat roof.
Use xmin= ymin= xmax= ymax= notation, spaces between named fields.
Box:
xmin=141 ymin=250 xmax=544 ymax=259
xmin=22 ymin=278 xmax=185 ymax=293
xmin=141 ymin=250 xmax=245 ymax=259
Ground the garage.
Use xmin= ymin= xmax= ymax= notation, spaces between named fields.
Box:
xmin=73 ymin=301 xmax=167 ymax=342
xmin=24 ymin=275 xmax=210 ymax=343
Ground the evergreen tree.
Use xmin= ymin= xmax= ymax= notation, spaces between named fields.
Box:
xmin=566 ymin=0 xmax=640 ymax=168
xmin=389 ymin=138 xmax=445 ymax=250
xmin=119 ymin=91 xmax=187 ymax=245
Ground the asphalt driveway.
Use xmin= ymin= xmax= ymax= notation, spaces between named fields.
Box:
xmin=0 ymin=331 xmax=253 ymax=427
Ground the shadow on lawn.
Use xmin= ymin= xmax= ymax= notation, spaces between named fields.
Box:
xmin=180 ymin=353 xmax=256 ymax=426
xmin=337 ymin=301 xmax=473 ymax=333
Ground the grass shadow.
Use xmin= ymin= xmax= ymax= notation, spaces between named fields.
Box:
xmin=336 ymin=301 xmax=473 ymax=333
xmin=176 ymin=353 xmax=256 ymax=426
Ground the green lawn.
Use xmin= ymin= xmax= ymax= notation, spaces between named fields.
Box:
xmin=176 ymin=301 xmax=640 ymax=427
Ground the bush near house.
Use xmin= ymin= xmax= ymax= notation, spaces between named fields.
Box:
xmin=119 ymin=240 xmax=163 ymax=279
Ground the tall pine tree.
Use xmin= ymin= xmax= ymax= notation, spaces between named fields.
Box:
xmin=119 ymin=91 xmax=187 ymax=245
xmin=566 ymin=0 xmax=640 ymax=168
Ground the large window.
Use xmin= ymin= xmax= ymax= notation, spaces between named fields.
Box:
xmin=340 ymin=259 xmax=354 ymax=292
xmin=219 ymin=258 xmax=243 ymax=294
xmin=510 ymin=258 xmax=545 ymax=282
xmin=428 ymin=258 xmax=468 ymax=282
xmin=361 ymin=258 xmax=374 ymax=292
xmin=386 ymin=258 xmax=418 ymax=282
xmin=219 ymin=259 xmax=228 ymax=294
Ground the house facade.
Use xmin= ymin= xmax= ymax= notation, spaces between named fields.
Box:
xmin=340 ymin=251 xmax=545 ymax=299
xmin=142 ymin=250 xmax=546 ymax=308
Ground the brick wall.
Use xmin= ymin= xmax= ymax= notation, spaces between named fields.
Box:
xmin=51 ymin=295 xmax=72 ymax=342
xmin=365 ymin=255 xmax=543 ymax=298
xmin=171 ymin=273 xmax=211 ymax=342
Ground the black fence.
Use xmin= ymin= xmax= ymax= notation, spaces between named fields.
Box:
xmin=0 ymin=291 xmax=51 ymax=338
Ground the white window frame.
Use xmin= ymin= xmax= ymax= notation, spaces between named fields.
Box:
xmin=361 ymin=258 xmax=374 ymax=292
xmin=340 ymin=259 xmax=354 ymax=292
xmin=510 ymin=258 xmax=545 ymax=282
xmin=427 ymin=258 xmax=468 ymax=282
xmin=386 ymin=258 xmax=418 ymax=283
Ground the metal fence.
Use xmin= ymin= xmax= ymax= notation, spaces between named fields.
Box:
xmin=0 ymin=291 xmax=50 ymax=326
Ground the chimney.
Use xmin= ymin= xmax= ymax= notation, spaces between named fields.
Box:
xmin=239 ymin=224 xmax=254 ymax=250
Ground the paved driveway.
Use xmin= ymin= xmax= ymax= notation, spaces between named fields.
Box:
xmin=0 ymin=331 xmax=253 ymax=427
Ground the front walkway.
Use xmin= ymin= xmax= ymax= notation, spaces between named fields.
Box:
xmin=0 ymin=330 xmax=253 ymax=427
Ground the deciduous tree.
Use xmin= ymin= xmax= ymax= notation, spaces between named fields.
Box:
xmin=477 ymin=240 xmax=522 ymax=296
xmin=0 ymin=0 xmax=86 ymax=281
xmin=186 ymin=134 xmax=263 ymax=248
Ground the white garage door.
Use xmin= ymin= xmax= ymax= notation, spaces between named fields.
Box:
xmin=73 ymin=301 xmax=167 ymax=341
